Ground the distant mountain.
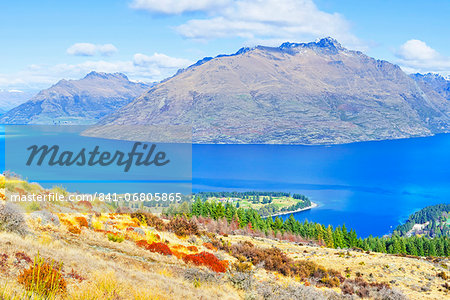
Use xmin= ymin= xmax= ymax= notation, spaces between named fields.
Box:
xmin=0 ymin=72 xmax=150 ymax=124
xmin=86 ymin=38 xmax=450 ymax=144
xmin=410 ymin=73 xmax=450 ymax=102
xmin=0 ymin=90 xmax=37 ymax=114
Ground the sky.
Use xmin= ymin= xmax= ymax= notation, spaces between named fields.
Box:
xmin=0 ymin=0 xmax=449 ymax=91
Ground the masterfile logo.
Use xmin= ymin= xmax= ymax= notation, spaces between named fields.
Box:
xmin=26 ymin=142 xmax=170 ymax=172
xmin=4 ymin=125 xmax=192 ymax=199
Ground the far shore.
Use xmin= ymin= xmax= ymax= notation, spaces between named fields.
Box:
xmin=268 ymin=201 xmax=318 ymax=218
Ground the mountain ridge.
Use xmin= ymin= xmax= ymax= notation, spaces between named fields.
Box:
xmin=0 ymin=72 xmax=150 ymax=125
xmin=86 ymin=38 xmax=450 ymax=144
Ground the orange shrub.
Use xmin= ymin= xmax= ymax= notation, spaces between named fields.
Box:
xmin=18 ymin=255 xmax=66 ymax=297
xmin=136 ymin=240 xmax=172 ymax=256
xmin=203 ymin=242 xmax=216 ymax=250
xmin=183 ymin=251 xmax=228 ymax=273
xmin=68 ymin=225 xmax=81 ymax=234
xmin=74 ymin=216 xmax=88 ymax=228
xmin=60 ymin=218 xmax=73 ymax=227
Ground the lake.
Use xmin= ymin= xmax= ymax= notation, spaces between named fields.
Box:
xmin=192 ymin=135 xmax=450 ymax=237
xmin=1 ymin=128 xmax=450 ymax=238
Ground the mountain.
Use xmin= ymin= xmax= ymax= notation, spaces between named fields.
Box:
xmin=0 ymin=90 xmax=37 ymax=114
xmin=0 ymin=72 xmax=150 ymax=124
xmin=89 ymin=38 xmax=448 ymax=144
xmin=410 ymin=72 xmax=450 ymax=102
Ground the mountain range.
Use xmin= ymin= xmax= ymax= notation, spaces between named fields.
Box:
xmin=86 ymin=38 xmax=450 ymax=144
xmin=0 ymin=72 xmax=149 ymax=125
xmin=2 ymin=38 xmax=449 ymax=144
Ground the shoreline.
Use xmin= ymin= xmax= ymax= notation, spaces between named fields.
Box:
xmin=268 ymin=201 xmax=318 ymax=218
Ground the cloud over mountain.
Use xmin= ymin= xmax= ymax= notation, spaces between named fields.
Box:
xmin=67 ymin=43 xmax=118 ymax=56
xmin=396 ymin=39 xmax=450 ymax=76
xmin=131 ymin=0 xmax=362 ymax=49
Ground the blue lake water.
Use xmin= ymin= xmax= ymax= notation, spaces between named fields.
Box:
xmin=192 ymin=135 xmax=450 ymax=237
xmin=1 ymin=128 xmax=450 ymax=238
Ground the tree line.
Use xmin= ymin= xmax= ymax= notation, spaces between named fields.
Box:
xmin=187 ymin=198 xmax=450 ymax=257
xmin=395 ymin=204 xmax=450 ymax=237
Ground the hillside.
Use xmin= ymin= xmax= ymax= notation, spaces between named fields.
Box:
xmin=395 ymin=204 xmax=450 ymax=238
xmin=411 ymin=73 xmax=450 ymax=102
xmin=0 ymin=72 xmax=150 ymax=125
xmin=1 ymin=203 xmax=449 ymax=299
xmin=85 ymin=38 xmax=450 ymax=144
xmin=1 ymin=178 xmax=450 ymax=299
xmin=0 ymin=90 xmax=36 ymax=114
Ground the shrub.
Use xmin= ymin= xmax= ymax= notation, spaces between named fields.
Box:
xmin=202 ymin=242 xmax=216 ymax=250
xmin=183 ymin=267 xmax=222 ymax=284
xmin=342 ymin=278 xmax=394 ymax=299
xmin=183 ymin=251 xmax=228 ymax=273
xmin=107 ymin=233 xmax=125 ymax=243
xmin=437 ymin=271 xmax=449 ymax=280
xmin=0 ymin=202 xmax=28 ymax=235
xmin=15 ymin=252 xmax=32 ymax=264
xmin=0 ymin=253 xmax=8 ymax=271
xmin=233 ymin=261 xmax=253 ymax=273
xmin=167 ymin=217 xmax=199 ymax=237
xmin=130 ymin=212 xmax=165 ymax=230
xmin=187 ymin=245 xmax=198 ymax=252
xmin=221 ymin=241 xmax=343 ymax=286
xmin=136 ymin=240 xmax=172 ymax=256
xmin=227 ymin=271 xmax=254 ymax=291
xmin=68 ymin=225 xmax=81 ymax=234
xmin=251 ymin=280 xmax=336 ymax=300
xmin=17 ymin=254 xmax=66 ymax=297
xmin=67 ymin=268 xmax=85 ymax=282
xmin=74 ymin=216 xmax=88 ymax=228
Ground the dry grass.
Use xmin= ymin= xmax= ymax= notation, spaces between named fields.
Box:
xmin=0 ymin=221 xmax=240 ymax=300
xmin=0 ymin=207 xmax=442 ymax=299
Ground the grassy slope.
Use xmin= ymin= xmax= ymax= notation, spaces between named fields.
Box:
xmin=0 ymin=211 xmax=449 ymax=299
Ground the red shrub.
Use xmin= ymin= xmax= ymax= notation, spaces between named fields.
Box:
xmin=183 ymin=251 xmax=228 ymax=273
xmin=15 ymin=252 xmax=32 ymax=264
xmin=67 ymin=268 xmax=85 ymax=282
xmin=187 ymin=246 xmax=198 ymax=252
xmin=136 ymin=240 xmax=172 ymax=256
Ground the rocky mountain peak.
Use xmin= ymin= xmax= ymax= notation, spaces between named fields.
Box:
xmin=83 ymin=71 xmax=129 ymax=81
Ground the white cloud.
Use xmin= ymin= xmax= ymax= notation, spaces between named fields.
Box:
xmin=0 ymin=53 xmax=193 ymax=90
xmin=97 ymin=44 xmax=119 ymax=56
xmin=130 ymin=0 xmax=229 ymax=14
xmin=133 ymin=53 xmax=192 ymax=68
xmin=131 ymin=0 xmax=362 ymax=49
xmin=397 ymin=40 xmax=438 ymax=61
xmin=396 ymin=39 xmax=450 ymax=76
xmin=67 ymin=43 xmax=118 ymax=56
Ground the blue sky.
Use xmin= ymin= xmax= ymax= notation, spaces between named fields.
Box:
xmin=0 ymin=0 xmax=449 ymax=90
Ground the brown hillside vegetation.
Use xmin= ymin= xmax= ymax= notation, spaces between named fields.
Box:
xmin=1 ymin=202 xmax=449 ymax=299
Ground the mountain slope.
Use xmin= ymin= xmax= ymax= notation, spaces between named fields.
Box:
xmin=0 ymin=72 xmax=150 ymax=125
xmin=91 ymin=38 xmax=449 ymax=144
xmin=0 ymin=90 xmax=37 ymax=114
xmin=411 ymin=72 xmax=450 ymax=101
